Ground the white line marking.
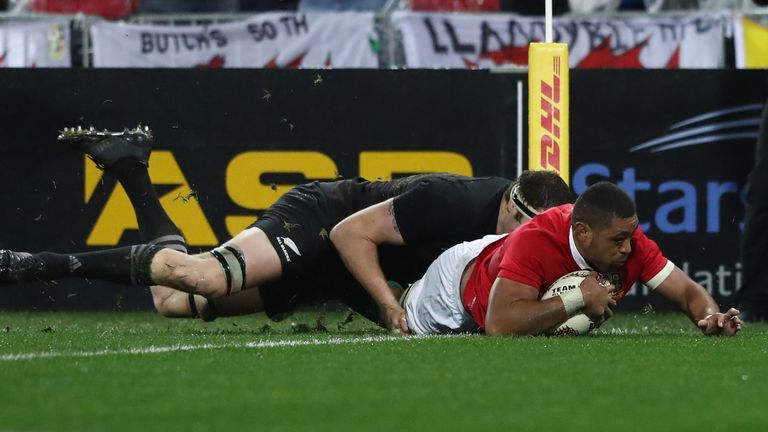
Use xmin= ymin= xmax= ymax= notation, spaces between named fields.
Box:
xmin=0 ymin=334 xmax=460 ymax=362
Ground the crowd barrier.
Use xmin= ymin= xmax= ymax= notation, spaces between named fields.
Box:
xmin=0 ymin=9 xmax=767 ymax=68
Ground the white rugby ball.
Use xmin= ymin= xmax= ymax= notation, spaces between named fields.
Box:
xmin=541 ymin=270 xmax=605 ymax=336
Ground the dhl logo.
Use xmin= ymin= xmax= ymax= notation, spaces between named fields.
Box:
xmin=528 ymin=42 xmax=568 ymax=183
xmin=539 ymin=56 xmax=562 ymax=172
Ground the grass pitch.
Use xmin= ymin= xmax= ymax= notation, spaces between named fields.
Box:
xmin=0 ymin=311 xmax=766 ymax=432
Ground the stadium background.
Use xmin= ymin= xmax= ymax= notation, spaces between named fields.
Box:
xmin=1 ymin=5 xmax=767 ymax=432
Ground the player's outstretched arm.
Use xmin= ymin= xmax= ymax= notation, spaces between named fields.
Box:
xmin=485 ymin=274 xmax=615 ymax=336
xmin=655 ymin=266 xmax=742 ymax=336
xmin=330 ymin=199 xmax=409 ymax=333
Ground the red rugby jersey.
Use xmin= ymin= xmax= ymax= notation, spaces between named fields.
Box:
xmin=462 ymin=204 xmax=672 ymax=329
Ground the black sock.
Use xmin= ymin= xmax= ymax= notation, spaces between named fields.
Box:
xmin=27 ymin=245 xmax=163 ymax=285
xmin=111 ymin=159 xmax=184 ymax=247
xmin=12 ymin=160 xmax=184 ymax=286
xmin=29 ymin=248 xmax=133 ymax=284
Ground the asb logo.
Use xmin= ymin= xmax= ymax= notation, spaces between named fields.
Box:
xmin=83 ymin=150 xmax=472 ymax=247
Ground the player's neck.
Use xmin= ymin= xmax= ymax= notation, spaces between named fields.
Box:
xmin=571 ymin=232 xmax=608 ymax=273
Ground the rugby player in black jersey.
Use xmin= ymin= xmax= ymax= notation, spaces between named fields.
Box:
xmin=0 ymin=126 xmax=572 ymax=331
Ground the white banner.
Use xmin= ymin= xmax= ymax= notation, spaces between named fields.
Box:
xmin=91 ymin=12 xmax=379 ymax=68
xmin=393 ymin=11 xmax=732 ymax=69
xmin=0 ymin=20 xmax=71 ymax=68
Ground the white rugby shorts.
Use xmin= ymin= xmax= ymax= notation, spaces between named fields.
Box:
xmin=403 ymin=234 xmax=507 ymax=335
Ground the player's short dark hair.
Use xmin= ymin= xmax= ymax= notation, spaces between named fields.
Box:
xmin=572 ymin=181 xmax=636 ymax=230
xmin=507 ymin=170 xmax=573 ymax=212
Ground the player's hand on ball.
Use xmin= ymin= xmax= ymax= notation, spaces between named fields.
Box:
xmin=382 ymin=303 xmax=409 ymax=335
xmin=697 ymin=308 xmax=742 ymax=336
xmin=580 ymin=271 xmax=616 ymax=323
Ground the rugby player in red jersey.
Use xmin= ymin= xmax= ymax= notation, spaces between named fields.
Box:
xmin=401 ymin=181 xmax=741 ymax=336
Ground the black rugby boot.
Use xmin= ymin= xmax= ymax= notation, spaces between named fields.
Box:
xmin=57 ymin=125 xmax=153 ymax=169
xmin=0 ymin=250 xmax=44 ymax=283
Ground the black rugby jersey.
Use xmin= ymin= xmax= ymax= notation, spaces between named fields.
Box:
xmin=312 ymin=174 xmax=509 ymax=245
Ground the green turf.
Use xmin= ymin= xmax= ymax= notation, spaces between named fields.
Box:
xmin=0 ymin=311 xmax=765 ymax=432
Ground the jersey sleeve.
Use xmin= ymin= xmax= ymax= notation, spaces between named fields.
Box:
xmin=392 ymin=178 xmax=486 ymax=244
xmin=496 ymin=228 xmax=547 ymax=289
xmin=634 ymin=228 xmax=674 ymax=290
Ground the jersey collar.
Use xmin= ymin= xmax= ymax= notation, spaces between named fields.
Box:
xmin=569 ymin=226 xmax=592 ymax=270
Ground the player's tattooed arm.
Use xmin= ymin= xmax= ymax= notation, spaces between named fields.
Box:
xmin=388 ymin=200 xmax=400 ymax=234
xmin=330 ymin=199 xmax=408 ymax=333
